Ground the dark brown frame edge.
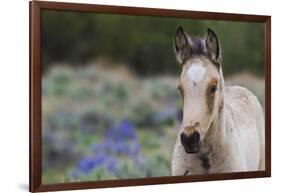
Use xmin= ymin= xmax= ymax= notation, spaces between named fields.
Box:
xmin=29 ymin=1 xmax=271 ymax=192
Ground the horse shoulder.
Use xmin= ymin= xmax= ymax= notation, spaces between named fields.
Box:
xmin=224 ymin=86 xmax=264 ymax=134
xmin=224 ymin=86 xmax=264 ymax=170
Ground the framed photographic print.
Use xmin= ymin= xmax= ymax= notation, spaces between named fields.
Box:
xmin=29 ymin=0 xmax=271 ymax=192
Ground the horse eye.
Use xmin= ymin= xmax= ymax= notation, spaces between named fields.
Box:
xmin=210 ymin=84 xmax=217 ymax=93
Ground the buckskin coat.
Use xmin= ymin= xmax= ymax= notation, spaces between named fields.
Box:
xmin=171 ymin=27 xmax=264 ymax=175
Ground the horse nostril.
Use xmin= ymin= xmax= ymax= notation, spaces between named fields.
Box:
xmin=180 ymin=131 xmax=200 ymax=153
xmin=189 ymin=131 xmax=200 ymax=143
xmin=181 ymin=131 xmax=200 ymax=145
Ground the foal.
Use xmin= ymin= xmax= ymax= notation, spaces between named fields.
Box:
xmin=171 ymin=27 xmax=264 ymax=175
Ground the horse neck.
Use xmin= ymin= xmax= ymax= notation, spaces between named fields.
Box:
xmin=204 ymin=108 xmax=225 ymax=144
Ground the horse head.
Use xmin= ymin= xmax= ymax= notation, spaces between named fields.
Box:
xmin=174 ymin=27 xmax=224 ymax=153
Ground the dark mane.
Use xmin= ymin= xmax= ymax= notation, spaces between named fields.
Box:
xmin=189 ymin=36 xmax=206 ymax=56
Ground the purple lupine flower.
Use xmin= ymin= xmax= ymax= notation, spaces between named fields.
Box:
xmin=77 ymin=154 xmax=105 ymax=173
xmin=105 ymin=119 xmax=136 ymax=141
xmin=77 ymin=158 xmax=97 ymax=173
xmin=115 ymin=141 xmax=130 ymax=154
xmin=74 ymin=118 xmax=143 ymax=177
xmin=91 ymin=139 xmax=114 ymax=154
xmin=105 ymin=156 xmax=118 ymax=173
xmin=118 ymin=119 xmax=136 ymax=140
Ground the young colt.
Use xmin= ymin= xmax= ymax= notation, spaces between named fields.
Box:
xmin=171 ymin=27 xmax=264 ymax=175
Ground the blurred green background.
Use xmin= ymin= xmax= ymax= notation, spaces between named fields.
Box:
xmin=41 ymin=10 xmax=265 ymax=184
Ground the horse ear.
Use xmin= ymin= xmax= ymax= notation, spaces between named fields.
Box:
xmin=174 ymin=26 xmax=192 ymax=64
xmin=206 ymin=28 xmax=222 ymax=65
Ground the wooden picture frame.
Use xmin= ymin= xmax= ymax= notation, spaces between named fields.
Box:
xmin=30 ymin=1 xmax=271 ymax=192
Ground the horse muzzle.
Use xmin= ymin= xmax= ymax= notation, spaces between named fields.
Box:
xmin=180 ymin=131 xmax=200 ymax=154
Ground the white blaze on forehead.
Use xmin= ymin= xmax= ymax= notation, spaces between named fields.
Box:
xmin=186 ymin=64 xmax=206 ymax=83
